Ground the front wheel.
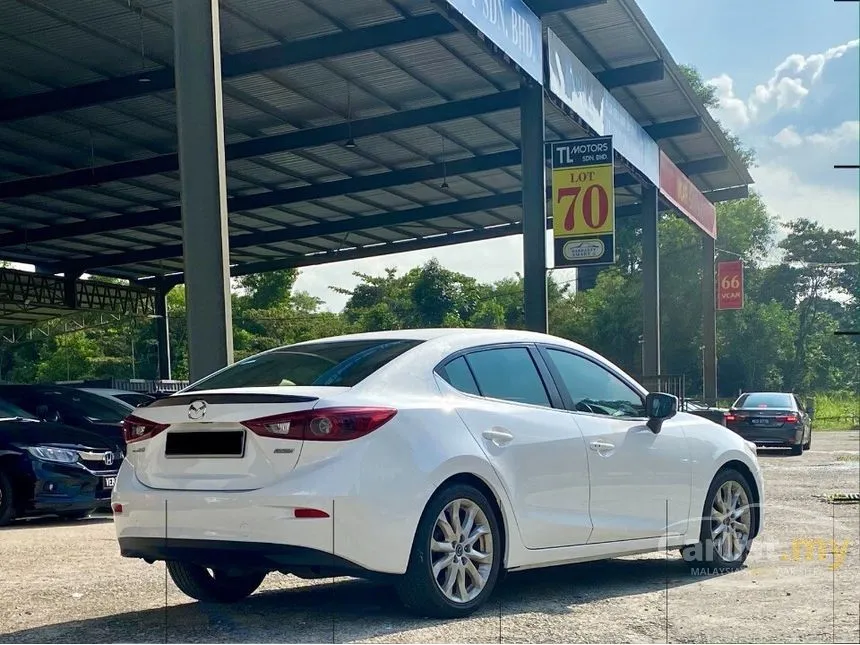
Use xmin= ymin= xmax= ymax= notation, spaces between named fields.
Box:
xmin=396 ymin=484 xmax=502 ymax=618
xmin=0 ymin=470 xmax=16 ymax=527
xmin=166 ymin=562 xmax=266 ymax=603
xmin=682 ymin=468 xmax=755 ymax=572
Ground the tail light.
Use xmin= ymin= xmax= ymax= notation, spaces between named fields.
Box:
xmin=241 ymin=407 xmax=397 ymax=441
xmin=775 ymin=415 xmax=798 ymax=423
xmin=725 ymin=414 xmax=736 ymax=422
xmin=122 ymin=415 xmax=169 ymax=444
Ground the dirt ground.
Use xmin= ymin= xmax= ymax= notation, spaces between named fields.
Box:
xmin=1 ymin=430 xmax=858 ymax=644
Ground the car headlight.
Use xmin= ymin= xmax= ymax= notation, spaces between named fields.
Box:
xmin=25 ymin=446 xmax=79 ymax=464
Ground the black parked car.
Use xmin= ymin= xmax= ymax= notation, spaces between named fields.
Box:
xmin=725 ymin=391 xmax=813 ymax=455
xmin=0 ymin=385 xmax=130 ymax=449
xmin=0 ymin=399 xmax=123 ymax=526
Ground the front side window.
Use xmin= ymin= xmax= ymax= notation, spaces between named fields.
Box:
xmin=185 ymin=339 xmax=424 ymax=391
xmin=462 ymin=347 xmax=550 ymax=408
xmin=545 ymin=348 xmax=646 ymax=417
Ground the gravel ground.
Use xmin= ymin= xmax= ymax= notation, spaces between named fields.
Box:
xmin=1 ymin=430 xmax=858 ymax=644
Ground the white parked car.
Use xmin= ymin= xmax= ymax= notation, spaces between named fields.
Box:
xmin=112 ymin=329 xmax=764 ymax=617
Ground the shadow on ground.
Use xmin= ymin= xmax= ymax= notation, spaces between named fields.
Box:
xmin=0 ymin=516 xmax=113 ymax=532
xmin=3 ymin=557 xmax=722 ymax=643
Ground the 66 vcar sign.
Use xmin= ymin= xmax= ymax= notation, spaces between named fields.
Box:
xmin=717 ymin=260 xmax=744 ymax=310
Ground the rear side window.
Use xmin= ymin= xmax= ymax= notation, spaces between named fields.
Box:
xmin=438 ymin=356 xmax=480 ymax=396
xmin=462 ymin=347 xmax=550 ymax=408
xmin=734 ymin=393 xmax=795 ymax=409
xmin=185 ymin=339 xmax=424 ymax=391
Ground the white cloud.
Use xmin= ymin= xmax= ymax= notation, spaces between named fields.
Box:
xmin=774 ymin=120 xmax=860 ymax=149
xmin=773 ymin=126 xmax=803 ymax=148
xmin=752 ymin=163 xmax=860 ymax=234
xmin=707 ymin=38 xmax=859 ymax=130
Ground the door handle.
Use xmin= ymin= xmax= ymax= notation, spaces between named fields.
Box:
xmin=482 ymin=428 xmax=514 ymax=447
xmin=589 ymin=440 xmax=615 ymax=452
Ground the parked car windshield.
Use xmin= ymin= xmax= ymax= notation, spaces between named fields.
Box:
xmin=733 ymin=393 xmax=795 ymax=409
xmin=185 ymin=339 xmax=425 ymax=391
xmin=0 ymin=398 xmax=39 ymax=421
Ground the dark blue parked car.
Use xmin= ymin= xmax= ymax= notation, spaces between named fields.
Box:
xmin=0 ymin=398 xmax=122 ymax=526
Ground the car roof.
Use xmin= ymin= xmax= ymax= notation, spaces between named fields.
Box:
xmin=283 ymin=327 xmax=577 ymax=348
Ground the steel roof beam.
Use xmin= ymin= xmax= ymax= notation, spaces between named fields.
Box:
xmin=0 ymin=90 xmax=520 ymax=200
xmin=53 ymin=192 xmax=526 ymax=273
xmin=644 ymin=117 xmax=703 ymax=140
xmin=0 ymin=150 xmax=521 ymax=248
xmin=612 ymin=155 xmax=728 ymax=188
xmin=595 ymin=60 xmax=664 ymax=89
xmin=528 ymin=0 xmax=608 ymax=15
xmin=0 ymin=14 xmax=456 ymax=124
xmin=142 ymin=199 xmax=642 ymax=286
xmin=705 ymin=185 xmax=749 ymax=203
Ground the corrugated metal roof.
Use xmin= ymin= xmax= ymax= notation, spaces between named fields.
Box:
xmin=0 ymin=0 xmax=751 ymax=287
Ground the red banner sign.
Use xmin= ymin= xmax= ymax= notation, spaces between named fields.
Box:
xmin=717 ymin=260 xmax=744 ymax=310
xmin=659 ymin=151 xmax=717 ymax=239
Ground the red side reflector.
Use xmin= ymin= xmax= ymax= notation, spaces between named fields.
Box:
xmin=111 ymin=503 xmax=123 ymax=514
xmin=294 ymin=508 xmax=329 ymax=519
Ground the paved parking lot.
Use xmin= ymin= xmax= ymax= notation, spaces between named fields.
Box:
xmin=1 ymin=431 xmax=858 ymax=644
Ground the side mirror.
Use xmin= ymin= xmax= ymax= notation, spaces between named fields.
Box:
xmin=645 ymin=392 xmax=678 ymax=434
xmin=805 ymin=399 xmax=815 ymax=418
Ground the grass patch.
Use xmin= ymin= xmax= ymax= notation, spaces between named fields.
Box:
xmin=812 ymin=393 xmax=860 ymax=431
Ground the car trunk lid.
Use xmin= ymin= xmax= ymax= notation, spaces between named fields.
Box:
xmin=127 ymin=387 xmax=348 ymax=491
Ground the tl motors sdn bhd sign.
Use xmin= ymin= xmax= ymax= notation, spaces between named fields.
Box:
xmin=550 ymin=136 xmax=616 ymax=268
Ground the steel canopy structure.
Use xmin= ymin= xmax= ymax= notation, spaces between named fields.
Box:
xmin=0 ymin=0 xmax=751 ymax=394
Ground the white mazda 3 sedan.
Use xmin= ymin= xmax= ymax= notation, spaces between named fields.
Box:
xmin=112 ymin=328 xmax=764 ymax=617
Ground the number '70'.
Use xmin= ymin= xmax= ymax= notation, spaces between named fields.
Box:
xmin=557 ymin=184 xmax=610 ymax=232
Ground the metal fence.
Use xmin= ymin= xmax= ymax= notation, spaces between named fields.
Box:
xmin=53 ymin=378 xmax=189 ymax=393
xmin=640 ymin=374 xmax=686 ymax=402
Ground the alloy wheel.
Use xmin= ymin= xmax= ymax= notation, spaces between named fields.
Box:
xmin=710 ymin=480 xmax=751 ymax=562
xmin=430 ymin=498 xmax=494 ymax=604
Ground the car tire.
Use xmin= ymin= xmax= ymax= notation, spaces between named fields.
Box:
xmin=0 ymin=470 xmax=15 ymax=527
xmin=803 ymin=431 xmax=811 ymax=451
xmin=396 ymin=483 xmax=503 ymax=618
xmin=166 ymin=561 xmax=267 ymax=603
xmin=681 ymin=468 xmax=756 ymax=573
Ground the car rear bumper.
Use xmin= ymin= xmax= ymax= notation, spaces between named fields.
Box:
xmin=119 ymin=537 xmax=378 ymax=578
xmin=728 ymin=426 xmax=802 ymax=446
xmin=111 ymin=458 xmax=417 ymax=576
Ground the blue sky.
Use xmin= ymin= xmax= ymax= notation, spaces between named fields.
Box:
xmin=295 ymin=0 xmax=859 ymax=309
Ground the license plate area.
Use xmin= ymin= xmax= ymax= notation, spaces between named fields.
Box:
xmin=165 ymin=430 xmax=246 ymax=458
xmin=750 ymin=418 xmax=771 ymax=425
xmin=103 ymin=476 xmax=116 ymax=489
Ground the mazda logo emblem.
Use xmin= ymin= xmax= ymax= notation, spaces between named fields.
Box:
xmin=103 ymin=452 xmax=114 ymax=466
xmin=188 ymin=400 xmax=207 ymax=420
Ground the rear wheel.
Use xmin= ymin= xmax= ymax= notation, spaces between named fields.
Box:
xmin=396 ymin=483 xmax=502 ymax=618
xmin=166 ymin=562 xmax=267 ymax=603
xmin=0 ymin=470 xmax=15 ymax=527
xmin=682 ymin=468 xmax=755 ymax=572
xmin=803 ymin=429 xmax=812 ymax=451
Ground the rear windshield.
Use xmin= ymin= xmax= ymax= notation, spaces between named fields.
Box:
xmin=185 ymin=339 xmax=424 ymax=391
xmin=734 ymin=393 xmax=795 ymax=409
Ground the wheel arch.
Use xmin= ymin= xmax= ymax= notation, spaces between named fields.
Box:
xmin=427 ymin=472 xmax=511 ymax=569
xmin=715 ymin=459 xmax=762 ymax=539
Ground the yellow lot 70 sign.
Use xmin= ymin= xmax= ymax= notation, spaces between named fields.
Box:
xmin=550 ymin=136 xmax=616 ymax=268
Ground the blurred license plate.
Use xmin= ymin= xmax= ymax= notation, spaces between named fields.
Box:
xmin=751 ymin=418 xmax=769 ymax=425
xmin=103 ymin=476 xmax=116 ymax=489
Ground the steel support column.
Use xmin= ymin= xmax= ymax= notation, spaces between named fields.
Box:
xmin=641 ymin=185 xmax=661 ymax=376
xmin=174 ymin=0 xmax=233 ymax=381
xmin=702 ymin=234 xmax=717 ymax=404
xmin=520 ymin=80 xmax=547 ymax=334
xmin=154 ymin=283 xmax=172 ymax=381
